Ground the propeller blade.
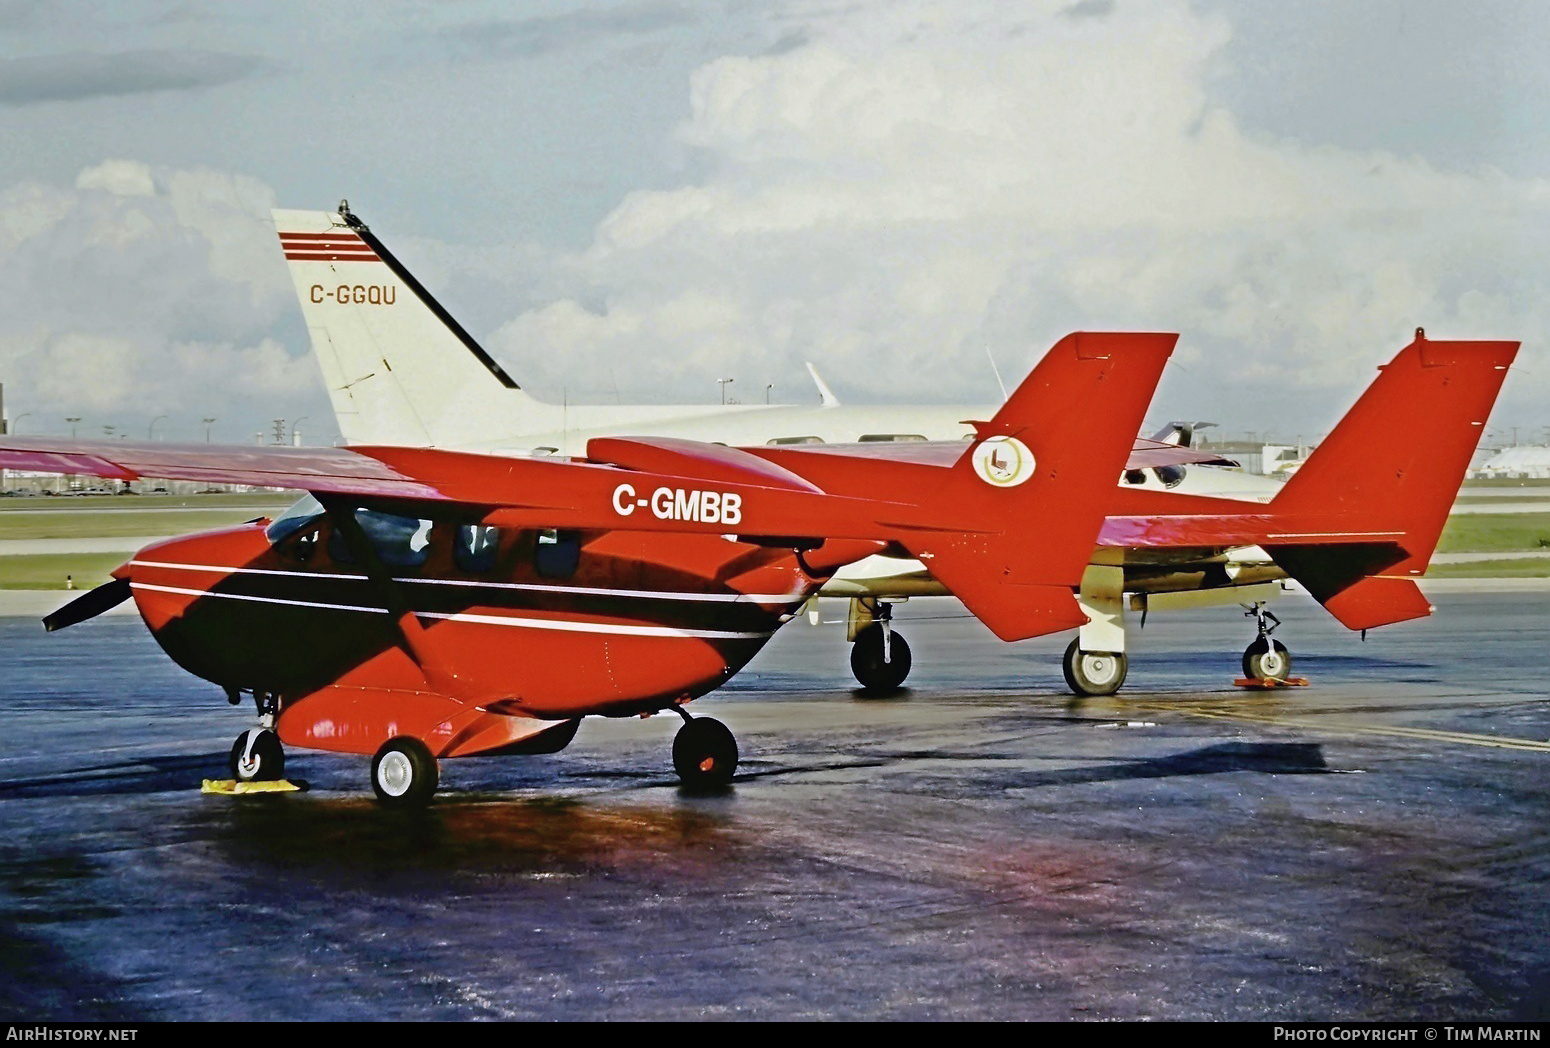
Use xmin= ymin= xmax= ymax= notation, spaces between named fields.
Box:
xmin=43 ymin=577 xmax=132 ymax=632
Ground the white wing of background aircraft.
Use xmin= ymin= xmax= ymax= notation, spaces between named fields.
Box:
xmin=271 ymin=204 xmax=1301 ymax=695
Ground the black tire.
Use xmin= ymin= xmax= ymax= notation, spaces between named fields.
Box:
xmin=1243 ymin=638 xmax=1291 ymax=680
xmin=1061 ymin=639 xmax=1128 ymax=697
xmin=849 ymin=625 xmax=912 ymax=694
xmin=371 ymin=736 xmax=439 ymax=806
xmin=672 ymin=717 xmax=738 ymax=788
xmin=229 ymin=729 xmax=285 ymax=782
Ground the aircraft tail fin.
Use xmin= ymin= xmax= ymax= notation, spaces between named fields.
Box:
xmin=904 ymin=332 xmax=1177 ymax=641
xmin=1265 ymin=332 xmax=1518 ymax=629
xmin=272 ymin=206 xmax=554 ymax=447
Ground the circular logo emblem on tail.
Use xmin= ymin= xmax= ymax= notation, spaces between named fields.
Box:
xmin=971 ymin=435 xmax=1035 ymax=487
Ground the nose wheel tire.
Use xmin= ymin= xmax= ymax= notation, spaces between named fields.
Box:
xmin=850 ymin=624 xmax=912 ymax=694
xmin=371 ymin=737 xmax=439 ymax=806
xmin=1243 ymin=638 xmax=1291 ymax=680
xmin=1062 ymin=639 xmax=1128 ymax=697
xmin=229 ymin=729 xmax=285 ymax=782
xmin=672 ymin=717 xmax=738 ymax=789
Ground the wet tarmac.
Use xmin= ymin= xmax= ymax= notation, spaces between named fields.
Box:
xmin=1 ymin=587 xmax=1547 ymax=1021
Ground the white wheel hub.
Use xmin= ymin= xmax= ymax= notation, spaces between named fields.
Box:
xmin=1080 ymin=653 xmax=1120 ymax=685
xmin=377 ymin=751 xmax=414 ymax=797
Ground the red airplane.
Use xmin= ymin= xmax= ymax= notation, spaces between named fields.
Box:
xmin=1 ymin=332 xmax=1181 ymax=804
xmin=0 ymin=331 xmax=1514 ymax=805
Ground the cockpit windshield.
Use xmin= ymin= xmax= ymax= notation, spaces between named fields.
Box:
xmin=265 ymin=494 xmax=326 ymax=544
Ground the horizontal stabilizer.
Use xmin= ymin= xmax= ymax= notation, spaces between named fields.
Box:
xmin=926 ymin=572 xmax=1089 ymax=641
xmin=1316 ymin=575 xmax=1434 ymax=631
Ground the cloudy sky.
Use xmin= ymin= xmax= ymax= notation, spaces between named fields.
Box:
xmin=0 ymin=0 xmax=1545 ymax=446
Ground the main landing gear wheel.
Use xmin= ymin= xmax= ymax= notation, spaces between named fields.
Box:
xmin=1062 ymin=639 xmax=1128 ymax=697
xmin=229 ymin=729 xmax=285 ymax=782
xmin=672 ymin=716 xmax=738 ymax=789
xmin=371 ymin=736 xmax=439 ymax=807
xmin=850 ymin=623 xmax=912 ymax=694
xmin=1243 ymin=637 xmax=1292 ymax=680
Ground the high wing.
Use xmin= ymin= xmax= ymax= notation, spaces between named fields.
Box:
xmin=0 ymin=436 xmax=913 ymax=540
xmin=0 ymin=331 xmax=1180 ymax=644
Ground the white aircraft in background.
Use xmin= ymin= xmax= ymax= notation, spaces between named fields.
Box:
xmin=271 ymin=204 xmax=1297 ymax=696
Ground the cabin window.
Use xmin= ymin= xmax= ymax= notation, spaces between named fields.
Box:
xmin=535 ymin=528 xmax=581 ymax=578
xmin=766 ymin=435 xmax=825 ymax=445
xmin=328 ymin=510 xmax=433 ymax=568
xmin=455 ymin=525 xmax=501 ymax=573
xmin=858 ymin=433 xmax=928 ymax=442
xmin=265 ymin=494 xmax=326 ymax=544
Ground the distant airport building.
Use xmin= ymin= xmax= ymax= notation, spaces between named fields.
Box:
xmin=0 ymin=471 xmax=252 ymax=496
xmin=1476 ymin=445 xmax=1550 ymax=479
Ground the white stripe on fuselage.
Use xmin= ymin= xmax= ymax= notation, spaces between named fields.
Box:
xmin=128 ymin=559 xmax=804 ymax=605
xmin=127 ymin=583 xmax=778 ymax=640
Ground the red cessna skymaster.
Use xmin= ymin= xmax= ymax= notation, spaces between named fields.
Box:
xmin=0 ymin=331 xmax=1515 ymax=805
xmin=2 ymin=333 xmax=1181 ymax=804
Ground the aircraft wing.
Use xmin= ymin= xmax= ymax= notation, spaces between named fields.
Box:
xmin=0 ymin=440 xmax=446 ymax=499
xmin=0 ymin=331 xmax=1182 ymax=643
xmin=0 ymin=437 xmax=931 ymax=542
xmin=1125 ymin=437 xmax=1237 ymax=470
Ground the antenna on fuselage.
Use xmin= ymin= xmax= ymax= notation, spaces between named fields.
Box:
xmin=804 ymin=363 xmax=840 ymax=407
xmin=986 ymin=346 xmax=1008 ymax=400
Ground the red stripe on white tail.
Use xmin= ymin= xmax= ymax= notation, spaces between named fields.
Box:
xmin=279 ymin=231 xmax=379 ymax=262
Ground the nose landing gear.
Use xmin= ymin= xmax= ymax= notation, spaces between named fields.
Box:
xmin=1241 ymin=602 xmax=1292 ymax=680
xmin=229 ymin=727 xmax=285 ymax=782
xmin=229 ymin=691 xmax=285 ymax=782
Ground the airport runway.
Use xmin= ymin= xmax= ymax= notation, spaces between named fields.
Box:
xmin=1 ymin=586 xmax=1546 ymax=1021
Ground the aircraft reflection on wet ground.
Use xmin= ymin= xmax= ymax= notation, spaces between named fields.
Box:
xmin=1 ymin=587 xmax=1548 ymax=1020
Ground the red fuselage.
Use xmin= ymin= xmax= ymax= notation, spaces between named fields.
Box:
xmin=121 ymin=506 xmax=816 ymax=759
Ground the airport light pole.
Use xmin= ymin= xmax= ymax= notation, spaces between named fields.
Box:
xmin=13 ymin=412 xmax=31 ymax=434
xmin=719 ymin=378 xmax=733 ymax=405
xmin=149 ymin=415 xmax=168 ymax=440
xmin=66 ymin=417 xmax=81 ymax=438
xmin=290 ymin=416 xmax=309 ymax=446
xmin=202 ymin=417 xmax=216 ymax=442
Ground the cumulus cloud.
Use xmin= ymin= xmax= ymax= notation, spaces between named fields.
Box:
xmin=0 ymin=162 xmax=328 ymax=443
xmin=1 ymin=1 xmax=1543 ymax=447
xmin=484 ymin=0 xmax=1548 ymax=435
